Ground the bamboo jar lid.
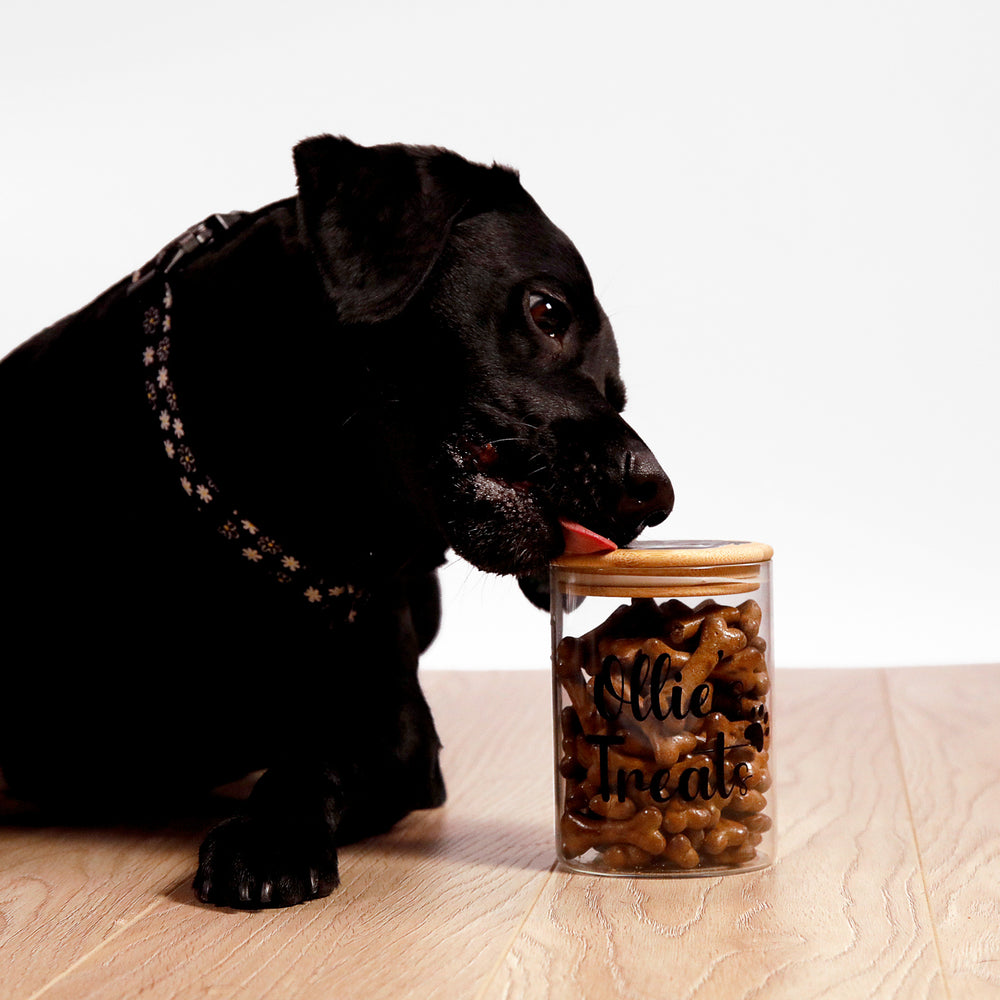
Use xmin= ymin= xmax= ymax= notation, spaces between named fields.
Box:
xmin=552 ymin=540 xmax=773 ymax=598
xmin=553 ymin=540 xmax=773 ymax=571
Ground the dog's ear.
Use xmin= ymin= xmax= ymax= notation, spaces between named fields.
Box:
xmin=294 ymin=134 xmax=514 ymax=324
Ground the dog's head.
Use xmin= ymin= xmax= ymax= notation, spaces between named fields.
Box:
xmin=294 ymin=136 xmax=673 ymax=605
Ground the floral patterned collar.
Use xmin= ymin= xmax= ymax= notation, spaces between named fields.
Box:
xmin=130 ymin=214 xmax=366 ymax=626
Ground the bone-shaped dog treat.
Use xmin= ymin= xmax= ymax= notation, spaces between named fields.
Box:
xmin=563 ymin=781 xmax=590 ymax=815
xmin=683 ymin=613 xmax=748 ymax=689
xmin=743 ymin=812 xmax=772 ymax=834
xmin=588 ymin=794 xmax=638 ymax=820
xmin=571 ymin=733 xmax=664 ymax=793
xmin=702 ymin=816 xmax=750 ymax=856
xmin=698 ymin=710 xmax=747 ymax=745
xmin=737 ymin=599 xmax=762 ymax=640
xmin=751 ymin=762 xmax=772 ymax=793
xmin=561 ymin=806 xmax=667 ymax=859
xmin=600 ymin=635 xmax=691 ymax=674
xmin=712 ymin=645 xmax=768 ymax=697
xmin=558 ymin=707 xmax=585 ymax=780
xmin=555 ymin=638 xmax=600 ymax=731
xmin=663 ymin=832 xmax=701 ymax=869
xmin=667 ymin=601 xmax=743 ymax=647
xmin=646 ymin=730 xmax=700 ymax=768
xmin=711 ymin=843 xmax=759 ymax=866
xmin=567 ymin=599 xmax=662 ymax=672
xmin=661 ymin=798 xmax=721 ymax=835
xmin=600 ymin=844 xmax=655 ymax=869
xmin=722 ymin=788 xmax=768 ymax=815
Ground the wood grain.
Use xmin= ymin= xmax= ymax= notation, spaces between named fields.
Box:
xmin=1 ymin=667 xmax=996 ymax=1000
xmin=0 ymin=818 xmax=204 ymax=999
xmin=888 ymin=664 xmax=1000 ymax=998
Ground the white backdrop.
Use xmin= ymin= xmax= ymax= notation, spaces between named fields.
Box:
xmin=2 ymin=1 xmax=997 ymax=669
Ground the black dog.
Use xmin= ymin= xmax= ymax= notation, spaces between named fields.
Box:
xmin=0 ymin=135 xmax=673 ymax=908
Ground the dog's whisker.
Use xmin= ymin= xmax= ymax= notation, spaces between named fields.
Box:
xmin=485 ymin=436 xmax=526 ymax=447
xmin=340 ymin=399 xmax=403 ymax=428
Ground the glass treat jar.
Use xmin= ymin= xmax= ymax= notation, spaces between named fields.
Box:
xmin=550 ymin=541 xmax=775 ymax=877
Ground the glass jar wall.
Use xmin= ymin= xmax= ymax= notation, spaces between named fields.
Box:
xmin=550 ymin=541 xmax=775 ymax=877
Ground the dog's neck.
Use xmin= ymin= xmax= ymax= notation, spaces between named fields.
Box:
xmin=131 ymin=213 xmax=370 ymax=627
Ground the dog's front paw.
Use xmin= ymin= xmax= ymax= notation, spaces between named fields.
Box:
xmin=193 ymin=815 xmax=339 ymax=909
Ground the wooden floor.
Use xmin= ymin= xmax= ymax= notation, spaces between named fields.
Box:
xmin=2 ymin=665 xmax=998 ymax=1000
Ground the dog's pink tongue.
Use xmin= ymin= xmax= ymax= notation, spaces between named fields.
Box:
xmin=559 ymin=518 xmax=618 ymax=555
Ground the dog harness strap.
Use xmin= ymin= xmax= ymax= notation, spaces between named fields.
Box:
xmin=134 ymin=214 xmax=366 ymax=627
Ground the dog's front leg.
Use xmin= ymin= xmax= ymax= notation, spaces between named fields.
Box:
xmin=193 ymin=764 xmax=346 ymax=909
xmin=193 ymin=586 xmax=445 ymax=909
xmin=193 ymin=704 xmax=444 ymax=908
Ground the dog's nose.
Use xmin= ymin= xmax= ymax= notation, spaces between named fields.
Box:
xmin=619 ymin=449 xmax=674 ymax=534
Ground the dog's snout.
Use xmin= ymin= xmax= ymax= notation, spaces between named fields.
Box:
xmin=619 ymin=449 xmax=674 ymax=533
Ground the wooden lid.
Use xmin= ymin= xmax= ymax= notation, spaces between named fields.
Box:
xmin=552 ymin=540 xmax=773 ymax=571
xmin=551 ymin=540 xmax=772 ymax=598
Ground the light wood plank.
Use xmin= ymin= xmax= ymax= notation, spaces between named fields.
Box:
xmin=481 ymin=669 xmax=946 ymax=1000
xmin=888 ymin=663 xmax=1000 ymax=998
xmin=22 ymin=671 xmax=558 ymax=1000
xmin=0 ymin=816 xmax=206 ymax=1000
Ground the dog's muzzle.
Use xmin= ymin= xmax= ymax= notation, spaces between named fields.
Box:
xmin=517 ymin=439 xmax=673 ymax=611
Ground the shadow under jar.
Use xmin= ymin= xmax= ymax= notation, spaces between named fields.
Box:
xmin=550 ymin=541 xmax=775 ymax=877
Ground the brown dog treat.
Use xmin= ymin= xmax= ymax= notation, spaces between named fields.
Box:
xmin=711 ymin=644 xmax=767 ymax=697
xmin=563 ymin=782 xmax=590 ymax=815
xmin=711 ymin=843 xmax=759 ymax=866
xmin=614 ymin=726 xmax=657 ymax=759
xmin=743 ymin=812 xmax=772 ymax=834
xmin=555 ymin=640 xmax=600 ymax=728
xmin=686 ymin=828 xmax=706 ymax=853
xmin=599 ymin=844 xmax=654 ymax=869
xmin=661 ymin=798 xmax=721 ymax=834
xmin=564 ymin=601 xmax=652 ymax=671
xmin=558 ymin=708 xmax=585 ymax=778
xmin=684 ymin=614 xmax=748 ymax=688
xmin=561 ymin=806 xmax=667 ymax=859
xmin=588 ymin=794 xmax=638 ymax=820
xmin=702 ymin=817 xmax=749 ymax=856
xmin=737 ymin=599 xmax=762 ymax=639
xmin=663 ymin=833 xmax=701 ymax=869
xmin=600 ymin=636 xmax=691 ymax=674
xmin=571 ymin=733 xmax=663 ymax=793
xmin=646 ymin=730 xmax=699 ymax=768
xmin=697 ymin=711 xmax=746 ymax=744
xmin=723 ymin=789 xmax=767 ymax=815
xmin=666 ymin=602 xmax=742 ymax=647
xmin=698 ymin=713 xmax=770 ymax=773
xmin=735 ymin=755 xmax=770 ymax=793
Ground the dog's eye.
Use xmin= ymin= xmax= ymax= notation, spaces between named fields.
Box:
xmin=527 ymin=293 xmax=572 ymax=339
